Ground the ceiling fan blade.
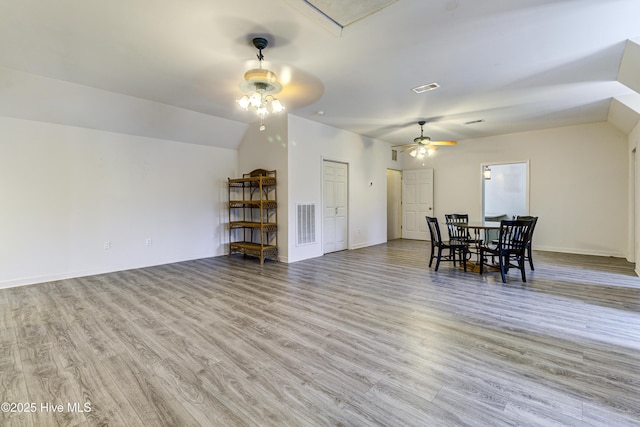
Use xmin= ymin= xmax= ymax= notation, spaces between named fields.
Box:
xmin=429 ymin=140 xmax=457 ymax=146
xmin=391 ymin=143 xmax=416 ymax=148
xmin=401 ymin=145 xmax=417 ymax=153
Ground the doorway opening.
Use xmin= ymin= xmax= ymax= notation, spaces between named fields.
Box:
xmin=386 ymin=169 xmax=402 ymax=241
xmin=482 ymin=161 xmax=529 ymax=222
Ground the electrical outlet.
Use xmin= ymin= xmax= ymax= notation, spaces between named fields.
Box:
xmin=104 ymin=241 xmax=111 ymax=250
xmin=146 ymin=238 xmax=152 ymax=246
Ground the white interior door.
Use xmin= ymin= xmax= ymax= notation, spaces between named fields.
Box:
xmin=323 ymin=161 xmax=348 ymax=253
xmin=402 ymin=169 xmax=433 ymax=240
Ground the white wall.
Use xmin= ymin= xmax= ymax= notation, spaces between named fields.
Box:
xmin=287 ymin=116 xmax=398 ymax=263
xmin=402 ymin=122 xmax=629 ymax=257
xmin=4 ymin=114 xmax=631 ymax=287
xmin=0 ymin=117 xmax=237 ymax=288
xmin=237 ymin=115 xmax=289 ymax=261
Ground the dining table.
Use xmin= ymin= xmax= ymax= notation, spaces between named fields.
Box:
xmin=453 ymin=221 xmax=501 ymax=271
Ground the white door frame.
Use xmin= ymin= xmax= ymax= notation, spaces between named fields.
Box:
xmin=481 ymin=160 xmax=530 ymax=219
xmin=322 ymin=159 xmax=349 ymax=254
xmin=632 ymin=148 xmax=638 ymax=270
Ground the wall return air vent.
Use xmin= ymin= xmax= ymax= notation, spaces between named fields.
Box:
xmin=296 ymin=203 xmax=316 ymax=246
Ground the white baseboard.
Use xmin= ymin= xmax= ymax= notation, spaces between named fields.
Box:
xmin=350 ymin=240 xmax=387 ymax=250
xmin=533 ymin=245 xmax=626 ymax=258
xmin=0 ymin=251 xmax=223 ymax=290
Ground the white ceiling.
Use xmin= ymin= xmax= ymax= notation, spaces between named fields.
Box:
xmin=0 ymin=0 xmax=639 ymax=147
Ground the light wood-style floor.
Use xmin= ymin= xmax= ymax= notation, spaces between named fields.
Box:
xmin=1 ymin=239 xmax=640 ymax=426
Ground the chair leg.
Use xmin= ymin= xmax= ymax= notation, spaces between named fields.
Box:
xmin=429 ymin=244 xmax=435 ymax=267
xmin=479 ymin=248 xmax=484 ymax=275
xmin=499 ymin=253 xmax=507 ymax=283
xmin=528 ymin=246 xmax=535 ymax=270
xmin=461 ymin=248 xmax=467 ymax=272
xmin=520 ymin=255 xmax=527 ymax=282
xmin=435 ymin=247 xmax=443 ymax=271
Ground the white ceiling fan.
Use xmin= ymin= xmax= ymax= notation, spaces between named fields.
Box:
xmin=393 ymin=121 xmax=457 ymax=158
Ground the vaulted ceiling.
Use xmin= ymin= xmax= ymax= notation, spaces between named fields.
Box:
xmin=0 ymin=0 xmax=639 ymax=148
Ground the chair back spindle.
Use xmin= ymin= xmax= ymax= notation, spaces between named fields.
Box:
xmin=445 ymin=214 xmax=470 ymax=242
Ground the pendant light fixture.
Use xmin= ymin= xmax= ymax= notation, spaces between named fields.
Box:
xmin=484 ymin=165 xmax=492 ymax=180
xmin=236 ymin=37 xmax=284 ymax=131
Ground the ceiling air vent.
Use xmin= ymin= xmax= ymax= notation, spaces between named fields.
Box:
xmin=411 ymin=82 xmax=440 ymax=94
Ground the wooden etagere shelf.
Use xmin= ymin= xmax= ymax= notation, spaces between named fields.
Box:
xmin=228 ymin=169 xmax=278 ymax=264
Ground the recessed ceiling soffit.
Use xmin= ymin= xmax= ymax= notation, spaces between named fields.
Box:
xmin=302 ymin=0 xmax=399 ymax=28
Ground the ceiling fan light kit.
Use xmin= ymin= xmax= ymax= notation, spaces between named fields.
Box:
xmin=409 ymin=146 xmax=437 ymax=158
xmin=236 ymin=37 xmax=285 ymax=131
xmin=393 ymin=120 xmax=457 ymax=159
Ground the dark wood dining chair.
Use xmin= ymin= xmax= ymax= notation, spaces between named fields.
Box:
xmin=426 ymin=216 xmax=468 ymax=272
xmin=516 ymin=215 xmax=538 ymax=270
xmin=479 ymin=219 xmax=534 ymax=283
xmin=445 ymin=214 xmax=483 ymax=256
